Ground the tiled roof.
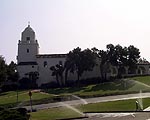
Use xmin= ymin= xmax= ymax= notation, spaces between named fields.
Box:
xmin=36 ymin=54 xmax=67 ymax=58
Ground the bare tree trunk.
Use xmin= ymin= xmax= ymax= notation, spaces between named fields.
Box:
xmin=76 ymin=71 xmax=80 ymax=85
xmin=56 ymin=75 xmax=61 ymax=87
xmin=65 ymin=70 xmax=68 ymax=86
xmin=60 ymin=75 xmax=64 ymax=87
xmin=100 ymin=64 xmax=104 ymax=83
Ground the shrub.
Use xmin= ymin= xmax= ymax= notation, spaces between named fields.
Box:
xmin=1 ymin=83 xmax=18 ymax=92
xmin=40 ymin=81 xmax=58 ymax=89
xmin=19 ymin=77 xmax=30 ymax=89
xmin=0 ymin=108 xmax=30 ymax=120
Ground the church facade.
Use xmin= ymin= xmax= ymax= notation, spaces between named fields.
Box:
xmin=17 ymin=25 xmax=150 ymax=87
xmin=17 ymin=25 xmax=102 ymax=86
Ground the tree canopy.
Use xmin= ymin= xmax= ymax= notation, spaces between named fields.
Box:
xmin=64 ymin=47 xmax=97 ymax=82
xmin=0 ymin=56 xmax=18 ymax=86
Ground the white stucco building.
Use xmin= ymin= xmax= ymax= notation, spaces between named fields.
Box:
xmin=17 ymin=25 xmax=102 ymax=87
xmin=17 ymin=25 xmax=150 ymax=87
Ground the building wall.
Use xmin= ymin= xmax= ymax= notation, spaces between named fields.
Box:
xmin=36 ymin=57 xmax=66 ymax=86
xmin=17 ymin=65 xmax=38 ymax=79
xmin=17 ymin=25 xmax=150 ymax=87
xmin=17 ymin=42 xmax=39 ymax=63
xmin=36 ymin=56 xmax=102 ymax=86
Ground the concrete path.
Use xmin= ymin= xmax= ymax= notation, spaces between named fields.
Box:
xmin=77 ymin=112 xmax=150 ymax=120
xmin=22 ymin=92 xmax=150 ymax=111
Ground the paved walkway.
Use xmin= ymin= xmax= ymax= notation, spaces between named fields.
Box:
xmin=22 ymin=92 xmax=150 ymax=111
xmin=78 ymin=112 xmax=150 ymax=120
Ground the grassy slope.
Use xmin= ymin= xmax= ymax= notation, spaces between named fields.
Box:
xmin=131 ymin=76 xmax=150 ymax=86
xmin=47 ymin=78 xmax=150 ymax=98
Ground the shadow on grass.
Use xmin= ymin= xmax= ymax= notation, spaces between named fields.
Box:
xmin=47 ymin=87 xmax=87 ymax=95
xmin=84 ymin=80 xmax=135 ymax=92
xmin=47 ymin=80 xmax=135 ymax=95
xmin=0 ymin=92 xmax=7 ymax=96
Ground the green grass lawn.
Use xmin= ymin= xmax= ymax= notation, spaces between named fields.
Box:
xmin=78 ymin=98 xmax=150 ymax=112
xmin=31 ymin=98 xmax=150 ymax=120
xmin=31 ymin=107 xmax=82 ymax=120
xmin=131 ymin=76 xmax=150 ymax=86
xmin=1 ymin=76 xmax=150 ymax=108
xmin=0 ymin=90 xmax=54 ymax=107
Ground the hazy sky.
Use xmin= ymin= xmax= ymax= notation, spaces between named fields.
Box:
xmin=1 ymin=0 xmax=150 ymax=63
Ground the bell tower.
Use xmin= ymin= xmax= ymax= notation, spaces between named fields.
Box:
xmin=17 ymin=24 xmax=39 ymax=64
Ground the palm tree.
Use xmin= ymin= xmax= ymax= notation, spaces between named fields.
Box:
xmin=91 ymin=47 xmax=110 ymax=82
xmin=50 ymin=62 xmax=65 ymax=87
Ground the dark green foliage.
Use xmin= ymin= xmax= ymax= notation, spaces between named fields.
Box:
xmin=0 ymin=56 xmax=7 ymax=85
xmin=1 ymin=83 xmax=18 ymax=91
xmin=50 ymin=62 xmax=65 ymax=87
xmin=91 ymin=44 xmax=140 ymax=81
xmin=127 ymin=45 xmax=140 ymax=73
xmin=7 ymin=61 xmax=19 ymax=82
xmin=50 ymin=47 xmax=97 ymax=87
xmin=0 ymin=56 xmax=19 ymax=89
xmin=106 ymin=44 xmax=140 ymax=78
xmin=0 ymin=108 xmax=30 ymax=120
xmin=65 ymin=47 xmax=97 ymax=82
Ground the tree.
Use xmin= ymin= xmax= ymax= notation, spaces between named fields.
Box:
xmin=65 ymin=47 xmax=96 ymax=83
xmin=7 ymin=61 xmax=19 ymax=82
xmin=98 ymin=50 xmax=109 ymax=81
xmin=127 ymin=45 xmax=140 ymax=74
xmin=114 ymin=45 xmax=128 ymax=77
xmin=106 ymin=44 xmax=140 ymax=77
xmin=106 ymin=44 xmax=118 ymax=66
xmin=91 ymin=47 xmax=110 ymax=82
xmin=64 ymin=59 xmax=72 ymax=85
xmin=0 ymin=56 xmax=7 ymax=85
xmin=65 ymin=47 xmax=82 ymax=83
xmin=50 ymin=62 xmax=65 ymax=87
xmin=0 ymin=108 xmax=30 ymax=120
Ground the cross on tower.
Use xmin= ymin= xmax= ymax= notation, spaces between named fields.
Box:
xmin=28 ymin=21 xmax=30 ymax=27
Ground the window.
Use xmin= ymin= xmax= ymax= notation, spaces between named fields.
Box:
xmin=44 ymin=61 xmax=47 ymax=67
xmin=26 ymin=37 xmax=30 ymax=40
xmin=27 ymin=49 xmax=29 ymax=53
xmin=32 ymin=66 xmax=34 ymax=68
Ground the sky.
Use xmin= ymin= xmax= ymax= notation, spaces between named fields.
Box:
xmin=1 ymin=0 xmax=150 ymax=64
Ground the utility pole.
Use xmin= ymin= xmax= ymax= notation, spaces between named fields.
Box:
xmin=29 ymin=91 xmax=32 ymax=112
